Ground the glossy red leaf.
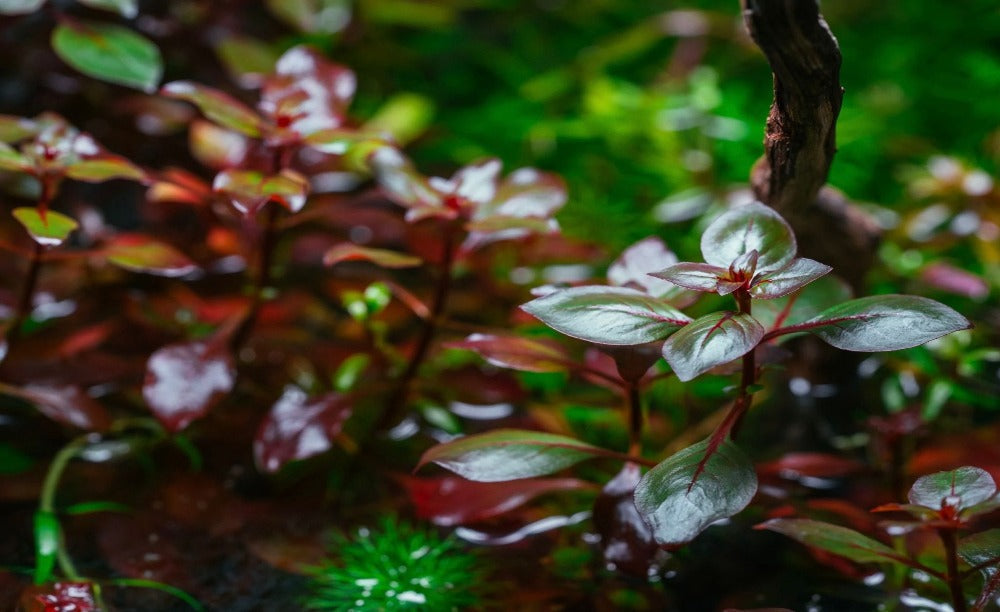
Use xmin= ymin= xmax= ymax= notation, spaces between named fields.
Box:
xmin=651 ymin=262 xmax=727 ymax=293
xmin=401 ymin=474 xmax=592 ymax=526
xmin=322 ymin=243 xmax=422 ymax=268
xmin=147 ymin=168 xmax=213 ymax=206
xmin=143 ymin=339 xmax=236 ymax=432
xmin=213 ymin=168 xmax=309 ymax=215
xmin=700 ymin=201 xmax=796 ymax=273
xmin=758 ymin=452 xmax=864 ymax=479
xmin=593 ymin=462 xmax=660 ymax=576
xmin=475 ymin=166 xmax=566 ymax=220
xmin=635 ymin=438 xmax=757 ymax=547
xmin=17 ymin=383 xmax=111 ymax=431
xmin=522 ymin=285 xmax=691 ymax=346
xmin=189 ymin=119 xmax=250 ymax=169
xmin=254 ymin=387 xmax=353 ymax=473
xmin=18 ymin=582 xmax=97 ymax=612
xmin=370 ymin=147 xmax=448 ymax=214
xmin=103 ymin=234 xmax=199 ymax=277
xmin=417 ymin=428 xmax=636 ymax=482
xmin=908 ymin=466 xmax=997 ymax=511
xmin=445 ymin=333 xmax=572 ymax=373
xmin=162 ymin=81 xmax=263 ymax=137
xmin=661 ymin=312 xmax=764 ymax=382
xmin=751 ymin=257 xmax=832 ymax=299
xmin=607 ymin=237 xmax=679 ymax=297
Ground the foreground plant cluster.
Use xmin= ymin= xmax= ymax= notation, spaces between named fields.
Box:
xmin=0 ymin=1 xmax=998 ymax=611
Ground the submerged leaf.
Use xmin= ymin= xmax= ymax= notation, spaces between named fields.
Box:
xmin=751 ymin=258 xmax=832 ymax=299
xmin=661 ymin=312 xmax=763 ymax=382
xmin=444 ymin=333 xmax=571 ymax=373
xmin=52 ymin=21 xmax=162 ymax=92
xmin=12 ymin=207 xmax=78 ymax=247
xmin=700 ymin=201 xmax=796 ymax=273
xmin=103 ymin=234 xmax=199 ymax=277
xmin=322 ymin=243 xmax=421 ymax=268
xmin=143 ymin=340 xmax=236 ymax=432
xmin=162 ymin=81 xmax=263 ymax=137
xmin=213 ymin=168 xmax=309 ymax=215
xmin=908 ymin=467 xmax=997 ymax=511
xmin=757 ymin=518 xmax=903 ymax=565
xmin=635 ymin=438 xmax=757 ymax=547
xmin=522 ymin=285 xmax=690 ymax=346
xmin=417 ymin=429 xmax=624 ymax=482
xmin=254 ymin=387 xmax=353 ymax=473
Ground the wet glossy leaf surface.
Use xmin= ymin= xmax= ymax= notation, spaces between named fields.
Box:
xmin=162 ymin=81 xmax=264 ymax=137
xmin=522 ymin=286 xmax=690 ymax=346
xmin=33 ymin=510 xmax=59 ymax=584
xmin=417 ymin=429 xmax=620 ymax=482
xmin=254 ymin=387 xmax=353 ymax=473
xmin=104 ymin=234 xmax=199 ymax=277
xmin=143 ymin=340 xmax=236 ymax=432
xmin=402 ymin=475 xmax=592 ymax=526
xmin=445 ymin=333 xmax=571 ymax=373
xmin=661 ymin=312 xmax=763 ymax=382
xmin=18 ymin=383 xmax=111 ymax=431
xmin=18 ymin=581 xmax=97 ymax=612
xmin=651 ymin=262 xmax=727 ymax=293
xmin=12 ymin=207 xmax=78 ymax=247
xmin=907 ymin=466 xmax=997 ymax=510
xmin=751 ymin=258 xmax=832 ymax=299
xmin=322 ymin=243 xmax=421 ymax=268
xmin=752 ymin=275 xmax=852 ymax=332
xmin=798 ymin=295 xmax=972 ymax=351
xmin=593 ymin=463 xmax=660 ymax=576
xmin=51 ymin=21 xmax=162 ymax=92
xmin=64 ymin=156 xmax=147 ymax=183
xmin=635 ymin=438 xmax=757 ymax=547
xmin=757 ymin=518 xmax=901 ymax=565
xmin=700 ymin=202 xmax=795 ymax=273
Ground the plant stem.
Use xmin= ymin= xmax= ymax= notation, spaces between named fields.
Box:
xmin=626 ymin=382 xmax=643 ymax=456
xmin=381 ymin=223 xmax=457 ymax=428
xmin=9 ymin=242 xmax=44 ymax=341
xmin=731 ymin=288 xmax=757 ymax=439
xmin=938 ymin=527 xmax=967 ymax=612
xmin=39 ymin=435 xmax=91 ymax=582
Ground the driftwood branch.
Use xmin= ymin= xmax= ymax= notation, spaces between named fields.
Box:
xmin=742 ymin=0 xmax=879 ymax=290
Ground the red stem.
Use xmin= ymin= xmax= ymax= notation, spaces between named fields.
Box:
xmin=938 ymin=527 xmax=968 ymax=612
xmin=626 ymin=382 xmax=642 ymax=456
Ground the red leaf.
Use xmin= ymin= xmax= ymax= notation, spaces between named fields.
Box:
xmin=103 ymin=233 xmax=199 ymax=277
xmin=758 ymin=452 xmax=864 ymax=479
xmin=921 ymin=262 xmax=989 ymax=299
xmin=444 ymin=333 xmax=572 ymax=373
xmin=19 ymin=383 xmax=111 ymax=431
xmin=143 ymin=339 xmax=236 ymax=432
xmin=254 ymin=387 xmax=353 ymax=473
xmin=322 ymin=243 xmax=422 ymax=268
xmin=18 ymin=582 xmax=97 ymax=612
xmin=400 ymin=474 xmax=592 ymax=526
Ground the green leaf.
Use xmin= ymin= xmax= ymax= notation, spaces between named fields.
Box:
xmin=12 ymin=207 xmax=78 ymax=247
xmin=363 ymin=92 xmax=435 ymax=146
xmin=63 ymin=500 xmax=131 ymax=515
xmin=751 ymin=257 xmax=832 ymax=299
xmin=0 ymin=141 xmax=32 ymax=172
xmin=757 ymin=518 xmax=904 ymax=565
xmin=64 ymin=156 xmax=147 ymax=183
xmin=161 ymin=81 xmax=263 ymax=137
xmin=650 ymin=262 xmax=727 ymax=293
xmin=908 ymin=466 xmax=997 ymax=511
xmin=331 ymin=354 xmax=370 ymax=392
xmin=521 ymin=285 xmax=691 ymax=346
xmin=213 ymin=169 xmax=309 ymax=215
xmin=0 ymin=114 xmax=39 ymax=142
xmin=0 ymin=0 xmax=46 ymax=15
xmin=51 ymin=21 xmax=162 ymax=93
xmin=323 ymin=243 xmax=422 ymax=268
xmin=214 ymin=35 xmax=279 ymax=88
xmin=661 ymin=312 xmax=764 ymax=382
xmin=700 ymin=201 xmax=796 ymax=273
xmin=416 ymin=429 xmax=627 ymax=482
xmin=634 ymin=438 xmax=757 ymax=547
xmin=77 ymin=0 xmax=138 ymax=18
xmin=444 ymin=333 xmax=572 ymax=373
xmin=103 ymin=233 xmax=198 ymax=277
xmin=797 ymin=295 xmax=972 ymax=352
xmin=33 ymin=510 xmax=60 ymax=584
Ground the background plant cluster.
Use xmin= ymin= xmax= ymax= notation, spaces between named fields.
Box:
xmin=0 ymin=0 xmax=999 ymax=610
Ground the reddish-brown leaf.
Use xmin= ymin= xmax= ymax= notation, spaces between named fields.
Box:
xmin=254 ymin=387 xmax=353 ymax=473
xmin=18 ymin=582 xmax=97 ymax=612
xmin=143 ymin=340 xmax=236 ymax=432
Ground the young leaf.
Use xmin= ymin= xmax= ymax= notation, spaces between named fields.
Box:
xmin=793 ymin=295 xmax=971 ymax=352
xmin=213 ymin=169 xmax=309 ymax=215
xmin=757 ymin=518 xmax=904 ymax=565
xmin=254 ymin=387 xmax=353 ymax=473
xmin=12 ymin=207 xmax=78 ymax=247
xmin=401 ymin=475 xmax=592 ymax=526
xmin=444 ymin=333 xmax=571 ymax=373
xmin=521 ymin=285 xmax=691 ymax=346
xmin=661 ymin=312 xmax=764 ymax=382
xmin=51 ymin=21 xmax=162 ymax=93
xmin=323 ymin=243 xmax=422 ymax=268
xmin=908 ymin=466 xmax=997 ymax=511
xmin=607 ymin=237 xmax=679 ymax=297
xmin=214 ymin=35 xmax=278 ymax=88
xmin=751 ymin=257 xmax=832 ymax=299
xmin=103 ymin=234 xmax=199 ymax=277
xmin=161 ymin=81 xmax=264 ymax=137
xmin=650 ymin=262 xmax=728 ymax=293
xmin=700 ymin=201 xmax=796 ymax=273
xmin=634 ymin=438 xmax=757 ymax=547
xmin=143 ymin=340 xmax=236 ymax=432
xmin=416 ymin=429 xmax=632 ymax=482
xmin=0 ymin=141 xmax=31 ymax=172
